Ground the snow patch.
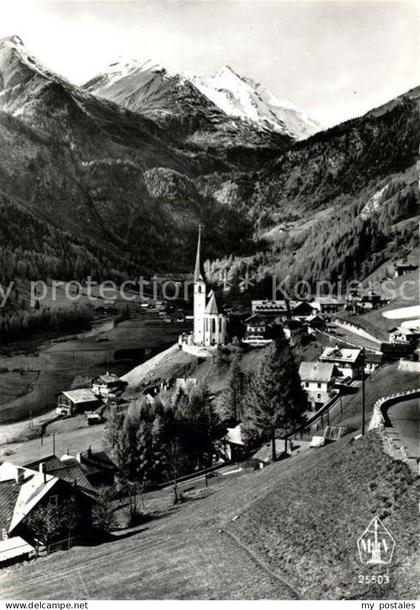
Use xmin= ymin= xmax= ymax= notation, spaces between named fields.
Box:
xmin=191 ymin=65 xmax=320 ymax=140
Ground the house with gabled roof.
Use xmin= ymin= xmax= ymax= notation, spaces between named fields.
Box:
xmin=251 ymin=300 xmax=289 ymax=317
xmin=91 ymin=373 xmax=127 ymax=398
xmin=312 ymin=296 xmax=346 ymax=314
xmin=319 ymin=346 xmax=363 ymax=379
xmin=25 ymin=455 xmax=97 ymax=498
xmin=299 ymin=361 xmax=337 ymax=409
xmin=394 ymin=256 xmax=418 ymax=277
xmin=72 ymin=448 xmax=119 ymax=488
xmin=291 ymin=301 xmax=318 ymax=321
xmin=56 ymin=388 xmax=100 ymax=416
xmin=242 ymin=314 xmax=273 ymax=346
xmin=0 ymin=461 xmax=96 ymax=552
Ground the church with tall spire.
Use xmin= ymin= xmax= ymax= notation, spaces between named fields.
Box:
xmin=192 ymin=226 xmax=227 ymax=347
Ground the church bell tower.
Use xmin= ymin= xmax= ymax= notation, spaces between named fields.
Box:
xmin=193 ymin=225 xmax=206 ymax=345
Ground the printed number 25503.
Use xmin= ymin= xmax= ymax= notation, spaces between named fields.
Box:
xmin=358 ymin=574 xmax=390 ymax=585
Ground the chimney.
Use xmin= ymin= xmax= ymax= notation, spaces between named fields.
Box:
xmin=38 ymin=462 xmax=47 ymax=483
xmin=15 ymin=467 xmax=25 ymax=485
xmin=75 ymin=453 xmax=82 ymax=463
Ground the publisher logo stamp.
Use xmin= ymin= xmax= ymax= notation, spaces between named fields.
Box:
xmin=357 ymin=516 xmax=395 ymax=565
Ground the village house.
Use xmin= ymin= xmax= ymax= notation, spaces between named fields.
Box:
xmin=389 ymin=323 xmax=420 ymax=346
xmin=28 ymin=451 xmax=119 ymax=490
xmin=250 ymin=438 xmax=295 ymax=468
xmin=312 ymin=296 xmax=346 ymax=314
xmin=91 ymin=373 xmax=127 ymax=398
xmin=175 ymin=377 xmax=197 ymax=392
xmin=251 ymin=299 xmax=289 ymax=317
xmin=389 ymin=327 xmax=408 ymax=344
xmin=70 ymin=448 xmax=119 ymax=488
xmin=290 ymin=301 xmax=318 ymax=321
xmin=0 ymin=536 xmax=36 ymax=568
xmin=56 ymin=388 xmax=100 ymax=417
xmin=0 ymin=462 xmax=96 ymax=559
xmin=319 ymin=346 xmax=364 ymax=379
xmin=364 ymin=351 xmax=383 ymax=373
xmin=393 ymin=257 xmax=418 ymax=277
xmin=25 ymin=455 xmax=97 ymax=497
xmin=223 ymin=423 xmax=246 ymax=463
xmin=298 ymin=361 xmax=337 ymax=410
xmin=242 ymin=314 xmax=272 ymax=347
xmin=283 ymin=319 xmax=306 ymax=345
xmin=346 ymin=289 xmax=384 ymax=313
xmin=306 ymin=313 xmax=326 ymax=334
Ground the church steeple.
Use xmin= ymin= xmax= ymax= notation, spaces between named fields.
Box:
xmin=194 ymin=224 xmax=204 ymax=282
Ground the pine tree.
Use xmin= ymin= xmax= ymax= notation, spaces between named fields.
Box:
xmin=105 ymin=406 xmax=124 ymax=452
xmin=220 ymin=351 xmax=245 ymax=423
xmin=135 ymin=400 xmax=157 ymax=509
xmin=243 ymin=336 xmax=306 ymax=462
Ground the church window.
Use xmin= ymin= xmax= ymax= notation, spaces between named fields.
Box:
xmin=219 ymin=317 xmax=222 ymax=333
xmin=212 ymin=318 xmax=216 ymax=333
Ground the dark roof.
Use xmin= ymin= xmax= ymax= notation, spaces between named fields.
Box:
xmin=92 ymin=373 xmax=125 ymax=385
xmin=292 ymin=301 xmax=315 ymax=314
xmin=245 ymin=314 xmax=267 ymax=324
xmin=25 ymin=455 xmax=96 ymax=496
xmin=79 ymin=450 xmax=119 ymax=477
xmin=0 ymin=480 xmax=20 ymax=532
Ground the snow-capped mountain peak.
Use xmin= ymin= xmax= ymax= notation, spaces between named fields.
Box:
xmin=191 ymin=65 xmax=320 ymax=140
xmin=0 ymin=35 xmax=68 ymax=86
xmin=84 ymin=55 xmax=320 ymax=141
xmin=84 ymin=57 xmax=178 ymax=92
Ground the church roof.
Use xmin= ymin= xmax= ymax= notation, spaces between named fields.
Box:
xmin=194 ymin=226 xmax=204 ymax=282
xmin=205 ymin=290 xmax=219 ymax=315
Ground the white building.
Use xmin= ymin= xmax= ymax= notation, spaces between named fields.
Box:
xmin=299 ymin=361 xmax=336 ymax=409
xmin=184 ymin=227 xmax=227 ymax=350
xmin=319 ymin=346 xmax=363 ymax=379
xmin=91 ymin=373 xmax=127 ymax=398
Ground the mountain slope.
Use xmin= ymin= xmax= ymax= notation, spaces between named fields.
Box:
xmin=191 ymin=65 xmax=319 ymax=140
xmin=0 ymin=34 xmax=419 ymax=315
xmin=0 ymin=36 xmax=261 ymax=287
xmin=0 ymin=433 xmax=417 ymax=600
xmin=204 ymin=86 xmax=420 ymax=288
xmin=83 ymin=59 xmax=295 ymax=159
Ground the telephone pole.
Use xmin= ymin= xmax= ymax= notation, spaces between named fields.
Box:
xmin=361 ymin=348 xmax=366 ymax=435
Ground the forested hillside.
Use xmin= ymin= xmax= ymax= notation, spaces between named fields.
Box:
xmin=205 ymin=88 xmax=420 ymax=289
xmin=0 ymin=35 xmax=419 ymax=328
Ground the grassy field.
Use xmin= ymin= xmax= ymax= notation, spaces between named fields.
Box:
xmin=0 ymin=413 xmax=107 ymax=465
xmin=0 ymin=431 xmax=416 ymax=600
xmin=328 ymin=362 xmax=420 ymax=430
xmin=0 ymin=370 xmax=39 ymax=405
xmin=0 ymin=316 xmax=181 ymax=424
xmin=232 ymin=433 xmax=419 ymax=600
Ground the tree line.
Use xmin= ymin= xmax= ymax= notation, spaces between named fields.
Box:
xmin=0 ymin=305 xmax=93 ymax=343
xmin=108 ymin=336 xmax=306 ymax=507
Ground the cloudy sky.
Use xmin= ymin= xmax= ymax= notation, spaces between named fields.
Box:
xmin=1 ymin=0 xmax=418 ymax=127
